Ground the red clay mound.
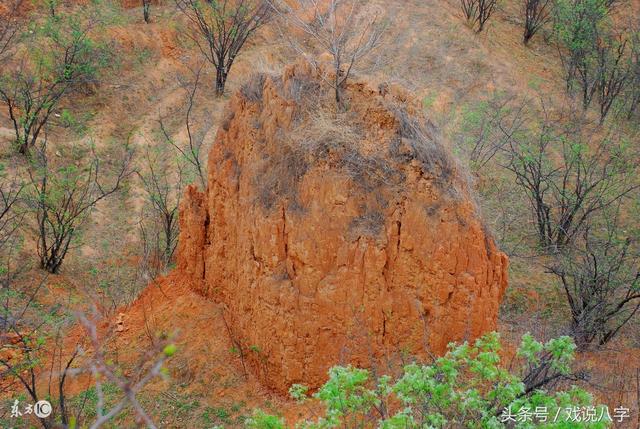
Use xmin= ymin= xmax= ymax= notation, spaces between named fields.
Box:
xmin=176 ymin=61 xmax=509 ymax=393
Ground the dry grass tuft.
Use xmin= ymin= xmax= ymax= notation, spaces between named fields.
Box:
xmin=389 ymin=106 xmax=456 ymax=189
xmin=240 ymin=73 xmax=269 ymax=102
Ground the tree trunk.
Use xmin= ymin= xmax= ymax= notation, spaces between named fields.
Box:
xmin=18 ymin=141 xmax=29 ymax=156
xmin=143 ymin=0 xmax=150 ymax=23
xmin=215 ymin=67 xmax=227 ymax=96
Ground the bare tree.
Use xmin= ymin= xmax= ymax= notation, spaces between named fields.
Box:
xmin=460 ymin=0 xmax=498 ymax=33
xmin=26 ymin=138 xmax=133 ymax=274
xmin=522 ymin=0 xmax=553 ymax=45
xmin=454 ymin=94 xmax=528 ymax=172
xmin=0 ymin=7 xmax=111 ymax=155
xmin=547 ymin=220 xmax=640 ymax=350
xmin=175 ymin=0 xmax=271 ymax=95
xmin=137 ymin=143 xmax=186 ymax=273
xmin=0 ymin=167 xmax=24 ymax=254
xmin=0 ymin=167 xmax=25 ymax=292
xmin=138 ymin=68 xmax=210 ymax=281
xmin=271 ymin=0 xmax=385 ymax=107
xmin=159 ymin=65 xmax=209 ymax=189
xmin=625 ymin=23 xmax=640 ymax=120
xmin=598 ymin=39 xmax=631 ymax=124
xmin=0 ymin=0 xmax=23 ymax=60
xmin=500 ymin=105 xmax=638 ymax=250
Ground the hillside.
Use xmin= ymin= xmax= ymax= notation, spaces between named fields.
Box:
xmin=1 ymin=0 xmax=639 ymax=428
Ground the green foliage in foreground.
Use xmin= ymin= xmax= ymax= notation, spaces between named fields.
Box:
xmin=247 ymin=333 xmax=608 ymax=429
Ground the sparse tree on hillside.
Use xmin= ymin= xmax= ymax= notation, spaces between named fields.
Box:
xmin=501 ymin=106 xmax=638 ymax=250
xmin=270 ymin=0 xmax=385 ymax=107
xmin=547 ymin=220 xmax=640 ymax=350
xmin=159 ymin=65 xmax=209 ymax=189
xmin=522 ymin=0 xmax=554 ymax=45
xmin=595 ymin=33 xmax=630 ymax=122
xmin=554 ymin=0 xmax=606 ymax=106
xmin=0 ymin=7 xmax=111 ymax=155
xmin=0 ymin=0 xmax=23 ymax=60
xmin=460 ymin=0 xmax=498 ymax=33
xmin=26 ymin=138 xmax=133 ymax=274
xmin=175 ymin=0 xmax=271 ymax=96
xmin=455 ymin=93 xmax=527 ymax=172
xmin=625 ymin=24 xmax=640 ymax=120
xmin=137 ymin=143 xmax=186 ymax=274
xmin=0 ymin=164 xmax=25 ymax=286
xmin=139 ymin=67 xmax=210 ymax=278
xmin=554 ymin=0 xmax=631 ymax=120
xmin=0 ymin=166 xmax=24 ymax=253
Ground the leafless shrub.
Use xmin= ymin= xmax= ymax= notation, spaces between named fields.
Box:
xmin=0 ymin=0 xmax=23 ymax=60
xmin=339 ymin=149 xmax=399 ymax=192
xmin=139 ymin=68 xmax=209 ymax=279
xmin=625 ymin=24 xmax=640 ymax=120
xmin=454 ymin=94 xmax=528 ymax=173
xmin=255 ymin=136 xmax=309 ymax=210
xmin=547 ymin=219 xmax=640 ymax=351
xmin=137 ymin=143 xmax=186 ymax=275
xmin=522 ymin=0 xmax=554 ymax=45
xmin=500 ymin=104 xmax=638 ymax=250
xmin=255 ymin=106 xmax=391 ymax=210
xmin=159 ymin=65 xmax=209 ymax=189
xmin=460 ymin=0 xmax=498 ymax=33
xmin=0 ymin=166 xmax=26 ymax=291
xmin=595 ymin=34 xmax=630 ymax=123
xmin=26 ymin=138 xmax=133 ymax=274
xmin=175 ymin=0 xmax=272 ymax=95
xmin=270 ymin=0 xmax=385 ymax=107
xmin=283 ymin=75 xmax=322 ymax=106
xmin=300 ymin=109 xmax=402 ymax=192
xmin=0 ymin=167 xmax=24 ymax=256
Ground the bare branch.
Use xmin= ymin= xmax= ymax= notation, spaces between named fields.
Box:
xmin=176 ymin=0 xmax=272 ymax=95
xmin=269 ymin=0 xmax=385 ymax=107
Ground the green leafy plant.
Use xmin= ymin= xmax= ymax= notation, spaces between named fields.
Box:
xmin=250 ymin=333 xmax=608 ymax=428
xmin=246 ymin=409 xmax=286 ymax=429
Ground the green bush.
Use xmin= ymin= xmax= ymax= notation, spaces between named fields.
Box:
xmin=249 ymin=333 xmax=608 ymax=428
